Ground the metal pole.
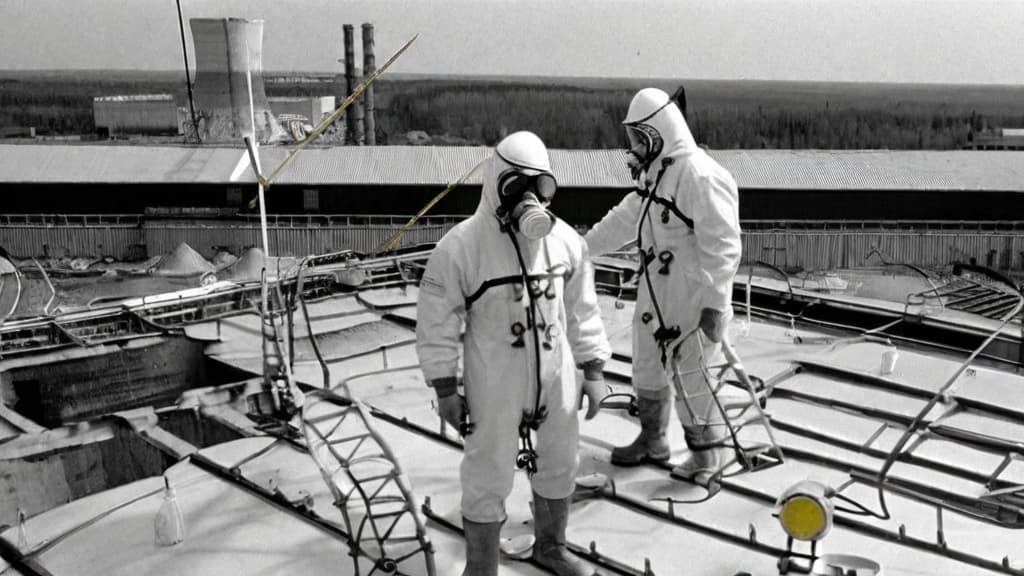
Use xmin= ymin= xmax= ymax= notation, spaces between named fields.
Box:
xmin=362 ymin=23 xmax=376 ymax=145
xmin=174 ymin=0 xmax=200 ymax=143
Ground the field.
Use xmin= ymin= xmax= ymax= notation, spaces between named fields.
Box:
xmin=2 ymin=70 xmax=1024 ymax=149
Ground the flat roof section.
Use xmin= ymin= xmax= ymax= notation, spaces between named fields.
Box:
xmin=2 ymin=144 xmax=1024 ymax=192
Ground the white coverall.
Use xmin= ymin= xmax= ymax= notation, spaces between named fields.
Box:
xmin=584 ymin=101 xmax=741 ymax=427
xmin=416 ymin=153 xmax=611 ymax=523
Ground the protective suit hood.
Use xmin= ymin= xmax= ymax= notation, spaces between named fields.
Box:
xmin=623 ymin=88 xmax=698 ymax=177
xmin=477 ymin=131 xmax=556 ymax=239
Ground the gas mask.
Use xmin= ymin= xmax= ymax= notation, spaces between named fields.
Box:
xmin=496 ymin=169 xmax=558 ymax=240
xmin=624 ymin=122 xmax=664 ymax=180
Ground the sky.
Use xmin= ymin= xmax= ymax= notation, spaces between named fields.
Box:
xmin=1 ymin=0 xmax=1021 ymax=84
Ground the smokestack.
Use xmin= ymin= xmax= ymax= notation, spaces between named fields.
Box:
xmin=362 ymin=23 xmax=376 ymax=146
xmin=343 ymin=24 xmax=365 ymax=145
xmin=189 ymin=18 xmax=284 ymax=143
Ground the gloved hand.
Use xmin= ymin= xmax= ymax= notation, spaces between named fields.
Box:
xmin=430 ymin=377 xmax=472 ymax=436
xmin=437 ymin=392 xmax=471 ymax=435
xmin=626 ymin=152 xmax=644 ymax=182
xmin=699 ymin=307 xmax=724 ymax=343
xmin=579 ymin=377 xmax=607 ymax=420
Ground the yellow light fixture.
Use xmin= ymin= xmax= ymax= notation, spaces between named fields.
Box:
xmin=777 ymin=480 xmax=834 ymax=542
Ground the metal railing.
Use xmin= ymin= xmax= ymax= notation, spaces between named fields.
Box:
xmin=0 ymin=213 xmax=468 ymax=228
xmin=742 ymin=219 xmax=1024 ymax=231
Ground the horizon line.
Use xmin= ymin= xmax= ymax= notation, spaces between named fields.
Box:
xmin=2 ymin=69 xmax=1024 ymax=89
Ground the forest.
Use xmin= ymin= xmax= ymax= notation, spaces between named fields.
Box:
xmin=3 ymin=70 xmax=1024 ymax=149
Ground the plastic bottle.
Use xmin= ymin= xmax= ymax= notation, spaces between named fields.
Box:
xmin=154 ymin=476 xmax=186 ymax=547
xmin=16 ymin=509 xmax=29 ymax=550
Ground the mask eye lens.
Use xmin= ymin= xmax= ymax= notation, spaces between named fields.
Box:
xmin=535 ymin=173 xmax=557 ymax=201
xmin=499 ymin=171 xmax=557 ymax=202
xmin=499 ymin=172 xmax=528 ymax=198
xmin=625 ymin=126 xmax=647 ymax=157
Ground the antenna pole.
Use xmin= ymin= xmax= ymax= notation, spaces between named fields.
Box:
xmin=175 ymin=0 xmax=200 ymax=143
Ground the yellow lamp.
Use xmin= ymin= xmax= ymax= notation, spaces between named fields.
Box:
xmin=777 ymin=480 xmax=834 ymax=542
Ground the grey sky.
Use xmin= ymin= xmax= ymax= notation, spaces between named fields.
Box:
xmin=1 ymin=0 xmax=1020 ymax=84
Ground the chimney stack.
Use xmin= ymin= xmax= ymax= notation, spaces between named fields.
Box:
xmin=342 ymin=25 xmax=365 ymax=145
xmin=362 ymin=23 xmax=376 ymax=146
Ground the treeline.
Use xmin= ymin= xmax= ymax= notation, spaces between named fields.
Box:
xmin=0 ymin=73 xmax=182 ymax=135
xmin=4 ymin=71 xmax=1024 ymax=150
xmin=375 ymin=81 xmax=1024 ymax=149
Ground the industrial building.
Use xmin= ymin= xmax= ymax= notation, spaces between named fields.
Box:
xmin=92 ymin=95 xmax=183 ymax=137
xmin=966 ymin=127 xmax=1024 ymax=150
xmin=2 ymin=144 xmax=1024 ymax=219
xmin=2 ymin=144 xmax=1024 ymax=273
xmin=267 ymin=97 xmax=336 ymax=126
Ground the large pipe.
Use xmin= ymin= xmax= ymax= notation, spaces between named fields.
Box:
xmin=343 ymin=24 xmax=365 ymax=145
xmin=362 ymin=23 xmax=376 ymax=146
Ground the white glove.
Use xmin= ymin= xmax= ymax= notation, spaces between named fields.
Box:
xmin=579 ymin=378 xmax=607 ymax=420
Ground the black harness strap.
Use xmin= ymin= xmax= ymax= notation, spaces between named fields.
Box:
xmin=464 ymin=275 xmax=522 ymax=309
xmin=464 ymin=271 xmax=565 ymax=310
xmin=652 ymin=194 xmax=694 ymax=229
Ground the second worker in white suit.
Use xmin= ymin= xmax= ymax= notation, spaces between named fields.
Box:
xmin=417 ymin=131 xmax=611 ymax=576
xmin=585 ymin=88 xmax=742 ymax=484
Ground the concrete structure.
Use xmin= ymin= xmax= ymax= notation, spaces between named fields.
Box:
xmin=268 ymin=97 xmax=335 ymax=125
xmin=966 ymin=127 xmax=1024 ymax=150
xmin=93 ymin=95 xmax=182 ymax=136
xmin=342 ymin=24 xmax=364 ymax=145
xmin=189 ymin=18 xmax=284 ymax=143
xmin=362 ymin=23 xmax=376 ymax=145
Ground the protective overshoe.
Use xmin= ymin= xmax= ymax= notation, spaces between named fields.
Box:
xmin=462 ymin=517 xmax=502 ymax=576
xmin=610 ymin=392 xmax=671 ymax=466
xmin=531 ymin=492 xmax=595 ymax=576
xmin=670 ymin=425 xmax=731 ymax=486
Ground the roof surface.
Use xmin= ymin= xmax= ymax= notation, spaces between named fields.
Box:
xmin=5 ymin=283 xmax=1023 ymax=575
xmin=3 ymin=144 xmax=1024 ymax=192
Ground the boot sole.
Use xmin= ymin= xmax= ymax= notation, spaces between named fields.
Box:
xmin=610 ymin=453 xmax=671 ymax=467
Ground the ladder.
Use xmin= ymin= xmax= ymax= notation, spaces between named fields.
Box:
xmin=664 ymin=330 xmax=784 ymax=484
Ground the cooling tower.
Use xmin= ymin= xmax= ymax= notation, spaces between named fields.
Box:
xmin=189 ymin=18 xmax=284 ymax=143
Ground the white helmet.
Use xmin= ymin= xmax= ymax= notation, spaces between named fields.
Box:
xmin=492 ymin=131 xmax=558 ymax=239
xmin=622 ymin=88 xmax=694 ymax=174
xmin=495 ymin=131 xmax=551 ymax=175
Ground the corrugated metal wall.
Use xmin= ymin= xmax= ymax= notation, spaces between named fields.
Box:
xmin=0 ymin=224 xmax=144 ymax=260
xmin=744 ymin=230 xmax=1024 ymax=272
xmin=93 ymin=100 xmax=180 ymax=135
xmin=4 ymin=218 xmax=1024 ymax=278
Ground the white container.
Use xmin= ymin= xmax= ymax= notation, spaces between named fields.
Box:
xmin=811 ymin=553 xmax=883 ymax=575
xmin=880 ymin=347 xmax=899 ymax=376
xmin=154 ymin=477 xmax=186 ymax=547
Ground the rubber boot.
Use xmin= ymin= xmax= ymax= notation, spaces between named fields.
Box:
xmin=670 ymin=424 xmax=731 ymax=485
xmin=462 ymin=517 xmax=501 ymax=576
xmin=531 ymin=492 xmax=594 ymax=576
xmin=610 ymin=388 xmax=672 ymax=466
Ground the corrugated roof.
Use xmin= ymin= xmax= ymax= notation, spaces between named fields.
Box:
xmin=243 ymin=146 xmax=634 ymax=188
xmin=3 ymin=144 xmax=1024 ymax=192
xmin=711 ymin=149 xmax=1024 ymax=192
xmin=0 ymin=145 xmax=241 ymax=183
xmin=93 ymin=94 xmax=174 ymax=102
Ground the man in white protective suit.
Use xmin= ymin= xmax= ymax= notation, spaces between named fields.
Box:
xmin=416 ymin=131 xmax=611 ymax=576
xmin=584 ymin=88 xmax=742 ymax=485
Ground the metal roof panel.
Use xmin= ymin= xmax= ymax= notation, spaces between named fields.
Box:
xmin=4 ymin=144 xmax=1024 ymax=192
